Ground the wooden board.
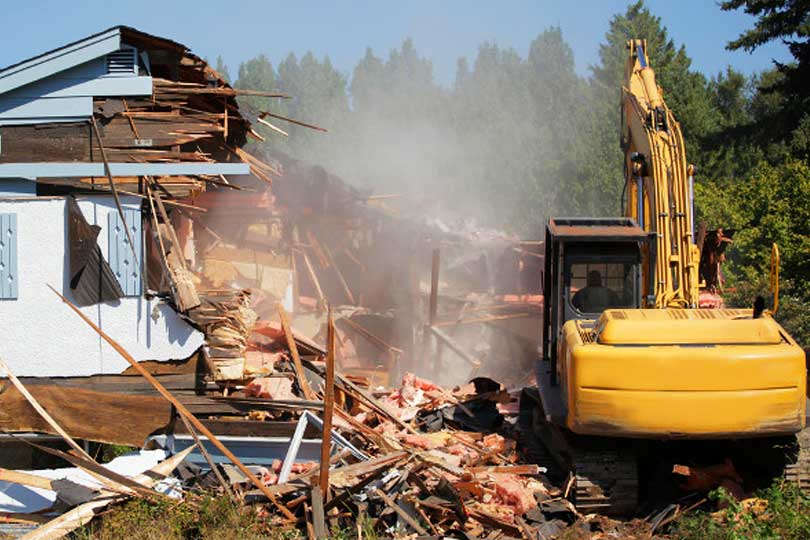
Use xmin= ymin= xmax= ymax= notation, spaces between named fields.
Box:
xmin=19 ymin=373 xmax=200 ymax=394
xmin=0 ymin=383 xmax=172 ymax=447
xmin=174 ymin=419 xmax=321 ymax=439
xmin=0 ymin=118 xmax=220 ymax=163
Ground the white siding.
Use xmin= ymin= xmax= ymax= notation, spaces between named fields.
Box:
xmin=0 ymin=195 xmax=204 ymax=376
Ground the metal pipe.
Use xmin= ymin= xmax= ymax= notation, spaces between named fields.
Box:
xmin=637 ymin=173 xmax=644 ymax=229
xmin=687 ymin=164 xmax=696 ymax=242
xmin=631 ymin=153 xmax=646 ymax=229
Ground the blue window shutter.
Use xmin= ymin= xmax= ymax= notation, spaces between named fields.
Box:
xmin=0 ymin=213 xmax=18 ymax=299
xmin=107 ymin=209 xmax=142 ymax=296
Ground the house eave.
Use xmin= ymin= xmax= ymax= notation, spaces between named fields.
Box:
xmin=0 ymin=162 xmax=250 ymax=179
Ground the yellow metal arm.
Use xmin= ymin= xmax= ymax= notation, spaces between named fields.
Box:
xmin=621 ymin=40 xmax=700 ymax=309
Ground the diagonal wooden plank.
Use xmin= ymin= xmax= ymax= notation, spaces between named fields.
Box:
xmin=278 ymin=304 xmax=315 ymax=400
xmin=0 ymin=357 xmax=93 ymax=462
xmin=48 ymin=285 xmax=296 ymax=521
xmin=90 ymin=116 xmax=139 ymax=266
xmin=374 ymin=488 xmax=428 ymax=536
xmin=319 ymin=311 xmax=336 ymax=501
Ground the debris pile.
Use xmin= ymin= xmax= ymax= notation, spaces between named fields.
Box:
xmin=3 ymin=311 xmax=592 ymax=538
xmin=0 ymin=306 xmax=652 ymax=539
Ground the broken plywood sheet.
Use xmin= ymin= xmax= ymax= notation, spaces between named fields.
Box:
xmin=202 ymin=246 xmax=293 ymax=311
xmin=0 ymin=384 xmax=172 ymax=447
xmin=205 ymin=246 xmax=290 ymax=268
xmin=202 ymin=259 xmax=293 ymax=312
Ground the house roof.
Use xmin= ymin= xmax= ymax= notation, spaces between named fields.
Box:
xmin=0 ymin=25 xmax=230 ymax=96
xmin=0 ymin=27 xmax=122 ymax=95
xmin=0 ymin=26 xmax=255 ymax=188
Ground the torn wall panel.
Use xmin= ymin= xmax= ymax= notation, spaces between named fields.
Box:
xmin=66 ymin=195 xmax=124 ymax=305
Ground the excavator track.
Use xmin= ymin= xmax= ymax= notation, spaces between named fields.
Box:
xmin=573 ymin=448 xmax=639 ymax=515
xmin=517 ymin=389 xmax=563 ymax=475
xmin=518 ymin=390 xmax=639 ymax=516
xmin=785 ymin=410 xmax=810 ymax=489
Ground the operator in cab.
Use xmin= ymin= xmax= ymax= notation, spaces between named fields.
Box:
xmin=572 ymin=270 xmax=620 ymax=313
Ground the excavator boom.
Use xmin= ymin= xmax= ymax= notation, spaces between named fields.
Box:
xmin=622 ymin=40 xmax=700 ymax=308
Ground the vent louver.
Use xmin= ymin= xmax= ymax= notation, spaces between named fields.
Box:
xmin=106 ymin=48 xmax=136 ymax=75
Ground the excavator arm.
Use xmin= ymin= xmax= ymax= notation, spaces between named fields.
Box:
xmin=621 ymin=40 xmax=701 ymax=308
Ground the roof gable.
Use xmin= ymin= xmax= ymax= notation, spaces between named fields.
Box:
xmin=0 ymin=27 xmax=124 ymax=95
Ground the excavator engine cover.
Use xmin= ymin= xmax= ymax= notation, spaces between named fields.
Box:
xmin=559 ymin=309 xmax=806 ymax=438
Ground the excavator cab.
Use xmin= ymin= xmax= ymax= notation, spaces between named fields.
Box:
xmin=542 ymin=217 xmax=649 ymax=384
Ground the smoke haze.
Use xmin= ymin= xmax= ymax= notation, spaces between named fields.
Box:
xmin=234 ymin=28 xmax=616 ymax=238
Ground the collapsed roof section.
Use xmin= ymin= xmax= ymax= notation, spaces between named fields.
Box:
xmin=0 ymin=26 xmax=293 ymax=379
xmin=0 ymin=25 xmax=292 ymax=196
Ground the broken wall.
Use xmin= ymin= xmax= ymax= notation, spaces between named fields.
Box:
xmin=0 ymin=194 xmax=203 ymax=376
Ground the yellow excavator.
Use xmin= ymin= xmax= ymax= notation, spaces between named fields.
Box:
xmin=522 ymin=40 xmax=807 ymax=514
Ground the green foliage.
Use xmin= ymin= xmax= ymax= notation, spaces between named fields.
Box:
xmin=721 ymin=0 xmax=810 ymax=52
xmin=230 ymin=1 xmax=719 ymax=236
xmin=234 ymin=54 xmax=279 ymax=144
xmin=672 ymin=481 xmax=810 ymax=540
xmin=97 ymin=444 xmax=135 ymax=463
xmin=721 ymin=0 xmax=810 ymax=146
xmin=697 ymin=159 xmax=810 ymax=281
xmin=696 ymin=158 xmax=810 ymax=345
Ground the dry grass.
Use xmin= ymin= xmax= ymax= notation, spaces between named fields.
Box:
xmin=72 ymin=491 xmax=297 ymax=540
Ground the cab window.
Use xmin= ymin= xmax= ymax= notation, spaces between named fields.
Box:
xmin=568 ymin=262 xmax=636 ymax=314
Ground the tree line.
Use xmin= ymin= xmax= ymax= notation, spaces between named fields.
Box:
xmin=220 ymin=0 xmax=810 ymax=345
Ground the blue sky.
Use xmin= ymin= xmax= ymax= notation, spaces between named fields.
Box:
xmin=0 ymin=1 xmax=791 ymax=86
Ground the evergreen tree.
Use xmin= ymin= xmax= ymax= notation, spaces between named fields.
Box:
xmin=524 ymin=28 xmax=591 ymax=228
xmin=275 ymin=52 xmax=349 ymax=164
xmin=583 ymin=1 xmax=714 ymax=215
xmin=234 ymin=54 xmax=281 ymax=144
xmin=699 ymin=67 xmax=762 ymax=182
xmin=452 ymin=41 xmax=536 ymax=229
xmin=721 ymin=0 xmax=810 ymax=156
xmin=343 ymin=40 xmax=454 ymax=206
xmin=215 ymin=55 xmax=230 ymax=83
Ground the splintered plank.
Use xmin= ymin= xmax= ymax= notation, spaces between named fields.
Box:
xmin=0 ymin=469 xmax=53 ymax=491
xmin=429 ymin=248 xmax=440 ymax=325
xmin=374 ymin=488 xmax=428 ymax=536
xmin=278 ymin=304 xmax=316 ymax=400
xmin=319 ymin=312 xmax=336 ymax=500
xmin=311 ymin=486 xmax=328 ymax=540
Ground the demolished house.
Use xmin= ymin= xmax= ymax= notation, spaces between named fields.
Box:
xmin=0 ymin=26 xmax=257 ymax=376
xmin=0 ymin=26 xmax=581 ymax=540
xmin=0 ymin=21 xmax=540 ymax=390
